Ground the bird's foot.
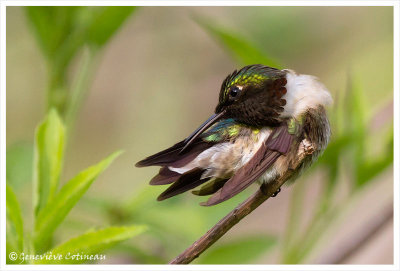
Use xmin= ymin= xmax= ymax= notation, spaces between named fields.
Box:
xmin=271 ymin=187 xmax=281 ymax=197
xmin=301 ymin=139 xmax=315 ymax=155
xmin=260 ymin=185 xmax=281 ymax=197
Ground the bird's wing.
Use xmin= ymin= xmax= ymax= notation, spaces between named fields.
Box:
xmin=136 ymin=118 xmax=294 ymax=204
xmin=201 ymin=118 xmax=244 ymax=143
xmin=135 ymin=118 xmax=242 ymax=168
xmin=135 ymin=119 xmax=244 ymax=198
xmin=201 ymin=123 xmax=294 ymax=206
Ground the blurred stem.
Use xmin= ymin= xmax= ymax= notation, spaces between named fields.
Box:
xmin=283 ymin=173 xmax=335 ymax=263
xmin=291 ymin=187 xmax=354 ymax=263
xmin=47 ymin=68 xmax=69 ymax=116
xmin=316 ymin=202 xmax=393 ymax=264
xmin=282 ymin=177 xmax=306 ymax=261
xmin=294 ymin=206 xmax=337 ymax=262
xmin=65 ymin=47 xmax=99 ymax=138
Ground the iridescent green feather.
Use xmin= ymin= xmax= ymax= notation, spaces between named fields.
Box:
xmin=226 ymin=72 xmax=268 ymax=89
xmin=202 ymin=118 xmax=258 ymax=143
xmin=222 ymin=65 xmax=283 ymax=97
xmin=287 ymin=116 xmax=303 ymax=135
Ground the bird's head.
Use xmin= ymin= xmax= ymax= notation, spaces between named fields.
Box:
xmin=182 ymin=64 xmax=332 ymax=150
xmin=215 ymin=64 xmax=288 ymax=127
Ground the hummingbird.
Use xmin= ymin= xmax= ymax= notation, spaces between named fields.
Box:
xmin=136 ymin=64 xmax=332 ymax=206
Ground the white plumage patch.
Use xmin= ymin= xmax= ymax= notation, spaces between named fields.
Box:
xmin=258 ymin=167 xmax=279 ymax=184
xmin=169 ymin=128 xmax=272 ymax=179
xmin=282 ymin=69 xmax=333 ymax=118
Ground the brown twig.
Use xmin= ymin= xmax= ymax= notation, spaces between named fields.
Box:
xmin=169 ymin=181 xmax=282 ymax=264
xmin=169 ymin=145 xmax=310 ymax=264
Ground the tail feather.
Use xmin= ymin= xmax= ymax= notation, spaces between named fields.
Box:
xmin=192 ymin=178 xmax=228 ymax=196
xmin=157 ymin=168 xmax=210 ymax=201
xmin=149 ymin=167 xmax=181 ymax=185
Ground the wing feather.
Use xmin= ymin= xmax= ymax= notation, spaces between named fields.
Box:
xmin=135 ymin=139 xmax=213 ymax=168
xmin=202 ymin=124 xmax=293 ymax=206
xmin=192 ymin=178 xmax=228 ymax=196
xmin=157 ymin=168 xmax=210 ymax=201
xmin=149 ymin=167 xmax=181 ymax=185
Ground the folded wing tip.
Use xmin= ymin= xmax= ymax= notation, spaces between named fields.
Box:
xmin=157 ymin=190 xmax=174 ymax=201
xmin=191 ymin=190 xmax=200 ymax=195
xmin=135 ymin=161 xmax=145 ymax=167
xmin=199 ymin=189 xmax=224 ymax=206
xmin=149 ymin=167 xmax=181 ymax=185
xmin=200 ymin=198 xmax=221 ymax=206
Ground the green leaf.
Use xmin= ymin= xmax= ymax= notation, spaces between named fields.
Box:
xmin=33 ymin=109 xmax=65 ymax=217
xmin=6 ymin=239 xmax=17 ymax=264
xmin=6 ymin=184 xmax=24 ymax=252
xmin=25 ymin=7 xmax=137 ymax=114
xmin=356 ymin=128 xmax=393 ymax=187
xmin=26 ymin=7 xmax=87 ymax=113
xmin=35 ymin=225 xmax=146 ymax=264
xmin=25 ymin=7 xmax=87 ymax=79
xmin=344 ymin=75 xmax=393 ymax=188
xmin=197 ymin=235 xmax=277 ymax=264
xmin=88 ymin=7 xmax=137 ymax=47
xmin=329 ymin=87 xmax=345 ymax=137
xmin=33 ymin=151 xmax=122 ymax=252
xmin=317 ymin=135 xmax=352 ymax=189
xmin=6 ymin=142 xmax=33 ymax=188
xmin=195 ymin=16 xmax=281 ymax=67
xmin=345 ymin=76 xmax=368 ymax=188
xmin=25 ymin=7 xmax=83 ymax=60
xmin=349 ymin=78 xmax=367 ymax=138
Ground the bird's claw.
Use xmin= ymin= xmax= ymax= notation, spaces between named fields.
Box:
xmin=301 ymin=139 xmax=315 ymax=155
xmin=261 ymin=185 xmax=281 ymax=197
xmin=271 ymin=187 xmax=281 ymax=197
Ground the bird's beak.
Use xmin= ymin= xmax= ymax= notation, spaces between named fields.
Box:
xmin=180 ymin=111 xmax=226 ymax=154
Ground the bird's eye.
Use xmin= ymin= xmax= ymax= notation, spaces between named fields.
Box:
xmin=230 ymin=86 xmax=240 ymax=98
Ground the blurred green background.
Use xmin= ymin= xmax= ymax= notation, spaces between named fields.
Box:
xmin=6 ymin=6 xmax=393 ymax=264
